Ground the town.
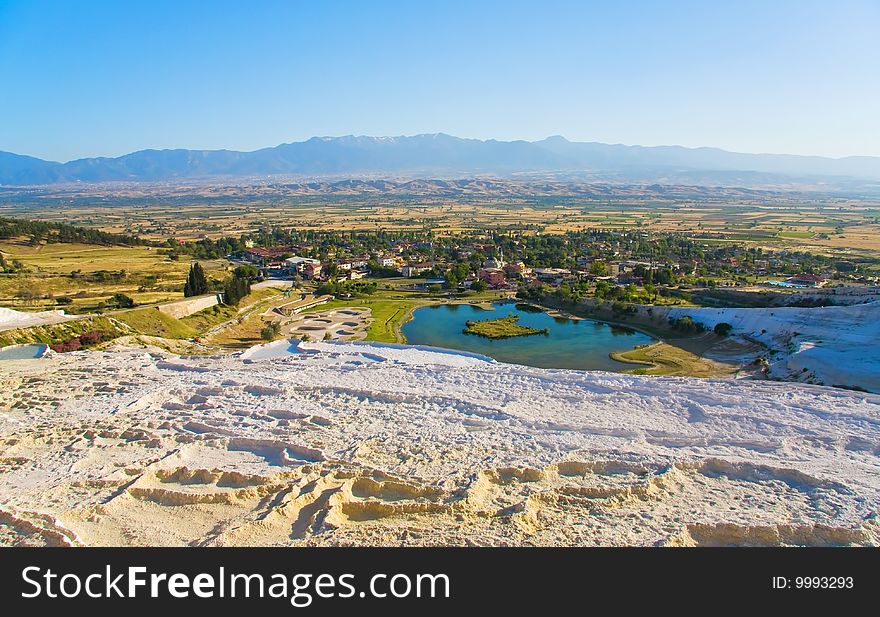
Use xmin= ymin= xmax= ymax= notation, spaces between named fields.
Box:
xmin=227 ymin=228 xmax=877 ymax=304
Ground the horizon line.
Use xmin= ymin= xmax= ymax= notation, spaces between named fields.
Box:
xmin=3 ymin=134 xmax=879 ymax=165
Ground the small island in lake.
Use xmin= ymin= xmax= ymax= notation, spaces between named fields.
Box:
xmin=463 ymin=315 xmax=549 ymax=339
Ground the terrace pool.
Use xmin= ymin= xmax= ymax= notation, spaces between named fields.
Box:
xmin=0 ymin=343 xmax=50 ymax=360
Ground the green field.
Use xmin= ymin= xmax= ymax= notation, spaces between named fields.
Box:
xmin=0 ymin=315 xmax=127 ymax=348
xmin=777 ymin=231 xmax=815 ymax=239
xmin=303 ymin=298 xmax=417 ymax=342
xmin=0 ymin=239 xmax=228 ymax=312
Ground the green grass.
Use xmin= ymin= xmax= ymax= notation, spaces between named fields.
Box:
xmin=364 ymin=300 xmax=417 ymax=342
xmin=777 ymin=231 xmax=815 ymax=239
xmin=0 ymin=316 xmax=126 ymax=347
xmin=462 ymin=315 xmax=548 ymax=339
xmin=301 ymin=286 xmax=510 ymax=343
xmin=610 ymin=342 xmax=735 ymax=377
xmin=113 ymin=308 xmax=197 ymax=339
xmin=303 ymin=297 xmax=416 ymax=342
xmin=179 ymin=303 xmax=239 ymax=332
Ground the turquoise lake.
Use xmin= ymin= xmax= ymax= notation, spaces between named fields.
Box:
xmin=401 ymin=302 xmax=655 ymax=372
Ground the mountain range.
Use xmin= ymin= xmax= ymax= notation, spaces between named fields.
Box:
xmin=2 ymin=134 xmax=880 ymax=186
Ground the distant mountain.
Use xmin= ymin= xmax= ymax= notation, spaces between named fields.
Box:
xmin=2 ymin=134 xmax=880 ymax=186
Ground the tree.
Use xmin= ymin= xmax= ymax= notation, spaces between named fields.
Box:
xmin=184 ymin=262 xmax=209 ymax=297
xmin=589 ymin=260 xmax=610 ymax=276
xmin=14 ymin=287 xmax=37 ymax=305
xmin=714 ymin=322 xmax=733 ymax=337
xmin=260 ymin=322 xmax=281 ymax=341
xmin=111 ymin=293 xmax=135 ymax=309
xmin=223 ymin=273 xmax=251 ymax=306
xmin=234 ymin=264 xmax=259 ymax=280
xmin=470 ymin=280 xmax=488 ymax=292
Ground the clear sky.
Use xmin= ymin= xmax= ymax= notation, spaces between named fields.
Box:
xmin=1 ymin=0 xmax=878 ymax=161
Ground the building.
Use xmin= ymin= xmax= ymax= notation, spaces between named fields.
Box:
xmin=337 ymin=257 xmax=369 ymax=271
xmin=401 ymin=263 xmax=432 ymax=277
xmin=303 ymin=262 xmax=323 ymax=280
xmin=345 ymin=269 xmax=368 ymax=280
xmin=284 ymin=256 xmax=321 ymax=274
xmin=243 ymin=247 xmax=298 ymax=268
xmin=616 ymin=272 xmax=645 ymax=286
xmin=618 ymin=260 xmax=652 ymax=272
xmin=785 ymin=274 xmax=827 ymax=288
xmin=377 ymin=256 xmax=398 ymax=268
xmin=534 ymin=267 xmax=570 ymax=282
xmin=504 ymin=261 xmax=529 ymax=278
xmin=478 ymin=267 xmax=506 ymax=288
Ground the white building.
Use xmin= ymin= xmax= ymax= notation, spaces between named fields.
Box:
xmin=401 ymin=263 xmax=432 ymax=277
xmin=378 ymin=256 xmax=398 ymax=268
xmin=284 ymin=256 xmax=321 ymax=273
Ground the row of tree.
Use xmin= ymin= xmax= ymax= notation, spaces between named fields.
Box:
xmin=0 ymin=217 xmax=151 ymax=247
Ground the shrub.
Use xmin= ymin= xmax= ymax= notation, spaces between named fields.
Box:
xmin=260 ymin=322 xmax=281 ymax=341
xmin=611 ymin=301 xmax=637 ymax=315
xmin=49 ymin=330 xmax=113 ymax=353
xmin=112 ymin=293 xmax=135 ymax=309
xmin=669 ymin=315 xmax=706 ymax=334
xmin=78 ymin=331 xmax=103 ymax=345
xmin=50 ymin=338 xmax=81 ymax=353
xmin=714 ymin=322 xmax=733 ymax=336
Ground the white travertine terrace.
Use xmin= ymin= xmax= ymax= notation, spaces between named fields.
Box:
xmin=1 ymin=341 xmax=878 ymax=547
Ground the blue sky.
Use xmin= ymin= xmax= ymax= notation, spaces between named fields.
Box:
xmin=1 ymin=0 xmax=878 ymax=161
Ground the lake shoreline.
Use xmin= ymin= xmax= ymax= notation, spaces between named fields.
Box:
xmin=402 ymin=300 xmax=655 ymax=373
xmin=354 ymin=294 xmax=739 ymax=379
xmin=516 ymin=299 xmax=744 ymax=377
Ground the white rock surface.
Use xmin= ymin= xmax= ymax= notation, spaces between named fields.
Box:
xmin=0 ymin=307 xmax=75 ymax=332
xmin=662 ymin=301 xmax=880 ymax=392
xmin=0 ymin=343 xmax=878 ymax=546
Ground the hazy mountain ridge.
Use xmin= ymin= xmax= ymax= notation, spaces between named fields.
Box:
xmin=2 ymin=134 xmax=880 ymax=186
